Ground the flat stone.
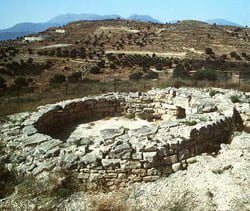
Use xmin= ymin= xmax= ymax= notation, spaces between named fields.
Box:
xmin=101 ymin=159 xmax=121 ymax=168
xmin=100 ymin=128 xmax=124 ymax=140
xmin=172 ymin=162 xmax=182 ymax=172
xmin=120 ymin=161 xmax=141 ymax=169
xmin=143 ymin=151 xmax=158 ymax=163
xmin=23 ymin=134 xmax=50 ymax=147
xmin=80 ymin=151 xmax=102 ymax=166
xmin=22 ymin=126 xmax=37 ymax=136
xmin=32 ymin=160 xmax=57 ymax=175
xmin=128 ymin=126 xmax=158 ymax=137
xmin=37 ymin=139 xmax=62 ymax=153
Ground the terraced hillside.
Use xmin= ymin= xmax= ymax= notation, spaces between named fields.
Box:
xmin=0 ymin=19 xmax=250 ymax=114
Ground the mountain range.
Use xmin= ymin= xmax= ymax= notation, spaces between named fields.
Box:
xmin=206 ymin=19 xmax=242 ymax=27
xmin=0 ymin=13 xmax=243 ymax=41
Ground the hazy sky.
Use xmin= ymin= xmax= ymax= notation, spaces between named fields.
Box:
xmin=0 ymin=0 xmax=249 ymax=29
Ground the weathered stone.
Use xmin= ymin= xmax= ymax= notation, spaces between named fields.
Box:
xmin=143 ymin=151 xmax=158 ymax=163
xmin=100 ymin=128 xmax=124 ymax=140
xmin=32 ymin=160 xmax=57 ymax=175
xmin=128 ymin=126 xmax=158 ymax=137
xmin=44 ymin=147 xmax=60 ymax=158
xmin=143 ymin=176 xmax=160 ymax=182
xmin=67 ymin=137 xmax=81 ymax=146
xmin=101 ymin=159 xmax=121 ymax=168
xmin=1 ymin=87 xmax=247 ymax=188
xmin=23 ymin=134 xmax=50 ymax=147
xmin=120 ymin=161 xmax=141 ymax=169
xmin=22 ymin=126 xmax=37 ymax=136
xmin=172 ymin=163 xmax=182 ymax=172
xmin=80 ymin=151 xmax=102 ymax=166
xmin=132 ymin=152 xmax=143 ymax=160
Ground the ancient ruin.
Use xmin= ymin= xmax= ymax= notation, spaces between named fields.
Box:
xmin=1 ymin=87 xmax=249 ymax=190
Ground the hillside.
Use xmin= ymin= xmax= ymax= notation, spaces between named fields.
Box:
xmin=0 ymin=19 xmax=250 ymax=114
xmin=0 ymin=13 xmax=242 ymax=40
xmin=0 ymin=14 xmax=161 ymax=40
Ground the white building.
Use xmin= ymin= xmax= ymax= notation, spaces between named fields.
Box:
xmin=23 ymin=36 xmax=44 ymax=42
xmin=55 ymin=29 xmax=66 ymax=34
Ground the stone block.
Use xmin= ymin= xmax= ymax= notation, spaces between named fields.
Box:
xmin=120 ymin=161 xmax=141 ymax=169
xmin=172 ymin=162 xmax=182 ymax=172
xmin=164 ymin=154 xmax=178 ymax=164
xmin=143 ymin=176 xmax=160 ymax=182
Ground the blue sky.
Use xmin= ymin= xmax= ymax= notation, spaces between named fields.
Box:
xmin=0 ymin=0 xmax=249 ymax=29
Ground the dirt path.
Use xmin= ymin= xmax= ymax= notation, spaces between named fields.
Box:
xmin=38 ymin=44 xmax=73 ymax=49
xmin=105 ymin=50 xmax=187 ymax=58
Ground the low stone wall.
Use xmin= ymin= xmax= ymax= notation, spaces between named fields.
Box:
xmin=1 ymin=87 xmax=248 ymax=190
xmin=34 ymin=96 xmax=125 ymax=140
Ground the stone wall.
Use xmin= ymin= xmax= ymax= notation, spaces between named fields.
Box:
xmin=1 ymin=87 xmax=248 ymax=190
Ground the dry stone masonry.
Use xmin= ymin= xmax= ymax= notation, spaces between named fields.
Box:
xmin=1 ymin=87 xmax=249 ymax=190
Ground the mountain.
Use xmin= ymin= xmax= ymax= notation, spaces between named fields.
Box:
xmin=128 ymin=14 xmax=161 ymax=23
xmin=0 ymin=22 xmax=61 ymax=40
xmin=0 ymin=14 xmax=242 ymax=41
xmin=48 ymin=14 xmax=122 ymax=25
xmin=206 ymin=19 xmax=241 ymax=27
xmin=0 ymin=32 xmax=32 ymax=40
xmin=0 ymin=13 xmax=162 ymax=41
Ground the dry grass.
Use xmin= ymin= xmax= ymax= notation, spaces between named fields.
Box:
xmin=0 ymin=78 xmax=250 ymax=116
xmin=90 ymin=191 xmax=129 ymax=211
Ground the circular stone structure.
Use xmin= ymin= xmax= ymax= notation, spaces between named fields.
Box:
xmin=1 ymin=87 xmax=249 ymax=190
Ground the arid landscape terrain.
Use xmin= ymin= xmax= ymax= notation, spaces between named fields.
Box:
xmin=0 ymin=19 xmax=250 ymax=115
xmin=0 ymin=14 xmax=250 ymax=211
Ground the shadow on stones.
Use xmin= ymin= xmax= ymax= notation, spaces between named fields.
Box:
xmin=44 ymin=116 xmax=106 ymax=142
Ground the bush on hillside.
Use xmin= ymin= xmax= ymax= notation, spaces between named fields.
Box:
xmin=0 ymin=77 xmax=6 ymax=89
xmin=129 ymin=72 xmax=143 ymax=80
xmin=50 ymin=74 xmax=66 ymax=84
xmin=14 ymin=77 xmax=29 ymax=87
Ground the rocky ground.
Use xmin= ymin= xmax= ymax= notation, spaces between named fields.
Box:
xmin=1 ymin=131 xmax=248 ymax=210
xmin=56 ymin=132 xmax=250 ymax=211
xmin=0 ymin=87 xmax=249 ymax=210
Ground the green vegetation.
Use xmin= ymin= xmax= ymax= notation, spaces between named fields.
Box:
xmin=230 ymin=95 xmax=241 ymax=103
xmin=50 ymin=74 xmax=66 ymax=84
xmin=0 ymin=76 xmax=6 ymax=89
xmin=192 ymin=69 xmax=218 ymax=82
xmin=205 ymin=48 xmax=214 ymax=55
xmin=182 ymin=120 xmax=198 ymax=126
xmin=173 ymin=64 xmax=190 ymax=79
xmin=129 ymin=71 xmax=143 ymax=80
xmin=209 ymin=90 xmax=217 ymax=97
xmin=14 ymin=77 xmax=29 ymax=87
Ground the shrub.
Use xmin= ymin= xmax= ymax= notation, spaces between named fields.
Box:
xmin=230 ymin=51 xmax=241 ymax=60
xmin=192 ymin=70 xmax=206 ymax=81
xmin=173 ymin=64 xmax=190 ymax=79
xmin=205 ymin=48 xmax=214 ymax=55
xmin=129 ymin=72 xmax=143 ymax=80
xmin=0 ymin=77 xmax=6 ymax=89
xmin=27 ymin=58 xmax=33 ymax=64
xmin=90 ymin=66 xmax=101 ymax=74
xmin=241 ymin=52 xmax=247 ymax=58
xmin=14 ymin=77 xmax=28 ymax=87
xmin=192 ymin=69 xmax=218 ymax=82
xmin=68 ymin=72 xmax=82 ymax=83
xmin=124 ymin=112 xmax=135 ymax=119
xmin=209 ymin=90 xmax=217 ymax=97
xmin=230 ymin=95 xmax=241 ymax=103
xmin=182 ymin=120 xmax=197 ymax=126
xmin=143 ymin=71 xmax=159 ymax=79
xmin=206 ymin=69 xmax=218 ymax=81
xmin=50 ymin=74 xmax=66 ymax=84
